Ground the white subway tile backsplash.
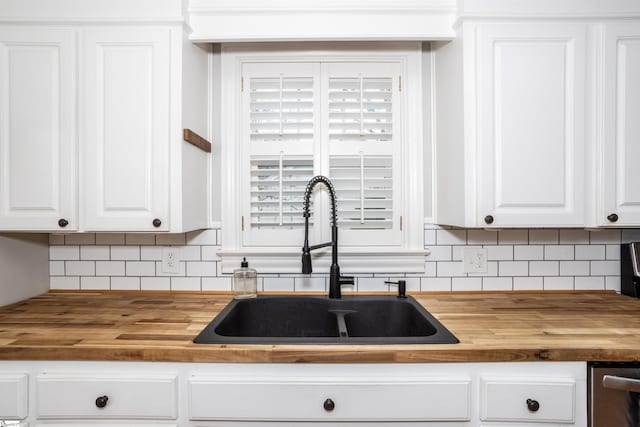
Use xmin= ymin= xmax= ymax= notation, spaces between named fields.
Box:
xmin=171 ymin=277 xmax=201 ymax=291
xmin=50 ymin=276 xmax=79 ymax=290
xmin=575 ymin=276 xmax=605 ymax=290
xmin=514 ymin=245 xmax=543 ymax=261
xmin=125 ymin=234 xmax=156 ymax=245
xmin=436 ymin=229 xmax=467 ymax=245
xmin=487 ymin=245 xmax=513 ymax=261
xmin=452 ymin=277 xmax=482 ymax=291
xmin=95 ymin=233 xmax=125 ymax=245
xmin=559 ymin=261 xmax=589 ymax=276
xmin=591 ymin=260 xmax=619 ymax=276
xmin=294 ymin=276 xmax=326 ymax=292
xmin=81 ymin=277 xmax=110 ymax=290
xmin=498 ymin=230 xmax=528 ymax=245
xmin=111 ymin=277 xmax=140 ymax=290
xmin=529 ymin=261 xmax=559 ymax=276
xmin=514 ymin=277 xmax=543 ymax=291
xmin=482 ymin=277 xmax=512 ymax=291
xmin=559 ymin=229 xmax=589 ymax=244
xmin=126 ymin=261 xmax=156 ymax=276
xmin=48 ymin=227 xmax=629 ymax=294
xmin=467 ymin=229 xmax=497 ymax=245
xmin=96 ymin=261 xmax=125 ymax=276
xmin=50 ymin=245 xmax=79 ymax=261
xmin=202 ymin=277 xmax=232 ymax=291
xmin=498 ymin=261 xmax=528 ymax=277
xmin=186 ymin=261 xmax=217 ymax=277
xmin=141 ymin=277 xmax=171 ymax=291
xmin=80 ymin=246 xmax=110 ymax=260
xmin=529 ymin=229 xmax=559 ymax=244
xmin=111 ymin=246 xmax=140 ymax=261
xmin=544 ymin=276 xmax=574 ymax=290
xmin=544 ymin=245 xmax=574 ymax=260
xmin=575 ymin=245 xmax=606 ymax=261
xmin=65 ymin=261 xmax=95 ymax=276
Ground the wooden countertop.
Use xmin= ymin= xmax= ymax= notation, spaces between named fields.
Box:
xmin=0 ymin=291 xmax=639 ymax=363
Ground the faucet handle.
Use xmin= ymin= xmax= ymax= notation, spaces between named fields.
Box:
xmin=384 ymin=280 xmax=407 ymax=298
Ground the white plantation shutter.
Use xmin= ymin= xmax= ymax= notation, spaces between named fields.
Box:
xmin=325 ymin=63 xmax=402 ymax=246
xmin=242 ymin=63 xmax=320 ymax=246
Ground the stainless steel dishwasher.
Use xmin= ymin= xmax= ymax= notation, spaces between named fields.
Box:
xmin=590 ymin=362 xmax=640 ymax=426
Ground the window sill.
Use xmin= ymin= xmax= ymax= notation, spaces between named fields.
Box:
xmin=218 ymin=248 xmax=429 ymax=274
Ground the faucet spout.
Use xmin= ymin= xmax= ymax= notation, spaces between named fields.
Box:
xmin=301 ymin=176 xmax=353 ymax=298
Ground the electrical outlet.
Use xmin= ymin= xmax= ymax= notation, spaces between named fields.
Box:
xmin=162 ymin=247 xmax=181 ymax=274
xmin=463 ymin=247 xmax=488 ymax=274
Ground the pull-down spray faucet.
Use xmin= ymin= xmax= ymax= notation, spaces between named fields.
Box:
xmin=301 ymin=176 xmax=354 ymax=298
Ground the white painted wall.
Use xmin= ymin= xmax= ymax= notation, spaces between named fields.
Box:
xmin=0 ymin=234 xmax=49 ymax=306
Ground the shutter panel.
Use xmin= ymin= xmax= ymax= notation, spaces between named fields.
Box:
xmin=242 ymin=63 xmax=320 ymax=247
xmin=325 ymin=63 xmax=401 ymax=246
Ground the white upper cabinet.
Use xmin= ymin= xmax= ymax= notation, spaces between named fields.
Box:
xmin=434 ymin=22 xmax=589 ymax=228
xmin=599 ymin=21 xmax=640 ymax=226
xmin=0 ymin=28 xmax=76 ymax=231
xmin=81 ymin=28 xmax=171 ymax=231
xmin=474 ymin=23 xmax=587 ymax=227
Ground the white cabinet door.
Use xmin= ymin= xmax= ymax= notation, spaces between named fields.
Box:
xmin=0 ymin=28 xmax=76 ymax=231
xmin=80 ymin=28 xmax=170 ymax=231
xmin=474 ymin=23 xmax=587 ymax=227
xmin=600 ymin=21 xmax=640 ymax=226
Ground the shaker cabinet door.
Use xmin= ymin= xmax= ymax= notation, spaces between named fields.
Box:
xmin=0 ymin=28 xmax=76 ymax=231
xmin=80 ymin=28 xmax=170 ymax=231
xmin=475 ymin=23 xmax=587 ymax=227
xmin=600 ymin=21 xmax=640 ymax=226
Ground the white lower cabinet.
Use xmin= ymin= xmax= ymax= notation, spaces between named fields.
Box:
xmin=0 ymin=361 xmax=586 ymax=427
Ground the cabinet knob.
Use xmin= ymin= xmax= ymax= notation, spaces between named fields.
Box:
xmin=484 ymin=215 xmax=494 ymax=225
xmin=152 ymin=218 xmax=162 ymax=227
xmin=58 ymin=218 xmax=69 ymax=228
xmin=607 ymin=213 xmax=619 ymax=223
xmin=323 ymin=398 xmax=335 ymax=412
xmin=526 ymin=398 xmax=540 ymax=412
xmin=95 ymin=395 xmax=109 ymax=408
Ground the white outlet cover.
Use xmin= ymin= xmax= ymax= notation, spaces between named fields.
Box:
xmin=162 ymin=247 xmax=182 ymax=274
xmin=463 ymin=247 xmax=488 ymax=274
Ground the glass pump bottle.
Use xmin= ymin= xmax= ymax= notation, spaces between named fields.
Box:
xmin=233 ymin=257 xmax=257 ymax=299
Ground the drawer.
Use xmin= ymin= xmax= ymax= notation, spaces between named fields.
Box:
xmin=480 ymin=377 xmax=575 ymax=423
xmin=36 ymin=372 xmax=177 ymax=419
xmin=0 ymin=373 xmax=28 ymax=419
xmin=190 ymin=377 xmax=471 ymax=421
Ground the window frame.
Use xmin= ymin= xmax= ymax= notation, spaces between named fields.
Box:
xmin=218 ymin=42 xmax=426 ymax=274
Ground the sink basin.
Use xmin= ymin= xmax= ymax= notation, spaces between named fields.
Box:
xmin=193 ymin=295 xmax=458 ymax=344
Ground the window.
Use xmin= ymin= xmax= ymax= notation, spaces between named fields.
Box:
xmin=219 ymin=44 xmax=425 ymax=273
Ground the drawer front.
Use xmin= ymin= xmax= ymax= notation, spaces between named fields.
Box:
xmin=36 ymin=373 xmax=177 ymax=419
xmin=190 ymin=379 xmax=471 ymax=421
xmin=0 ymin=373 xmax=28 ymax=419
xmin=481 ymin=378 xmax=575 ymax=423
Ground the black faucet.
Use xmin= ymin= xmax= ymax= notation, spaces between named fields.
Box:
xmin=301 ymin=175 xmax=354 ymax=298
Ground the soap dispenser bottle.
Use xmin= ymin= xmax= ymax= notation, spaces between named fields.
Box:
xmin=233 ymin=257 xmax=257 ymax=299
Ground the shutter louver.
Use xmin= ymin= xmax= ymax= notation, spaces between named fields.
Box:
xmin=250 ymin=77 xmax=314 ymax=144
xmin=250 ymin=156 xmax=314 ymax=230
xmin=329 ymin=77 xmax=393 ymax=144
xmin=330 ymin=155 xmax=393 ymax=230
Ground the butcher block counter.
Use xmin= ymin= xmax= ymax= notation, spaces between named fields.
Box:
xmin=0 ymin=291 xmax=639 ymax=363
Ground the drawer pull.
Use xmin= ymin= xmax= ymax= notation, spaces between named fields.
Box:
xmin=526 ymin=398 xmax=540 ymax=412
xmin=95 ymin=395 xmax=109 ymax=408
xmin=323 ymin=398 xmax=335 ymax=412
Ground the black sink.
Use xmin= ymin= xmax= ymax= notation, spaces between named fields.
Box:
xmin=193 ymin=295 xmax=459 ymax=344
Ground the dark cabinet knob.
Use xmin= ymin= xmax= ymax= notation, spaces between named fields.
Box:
xmin=526 ymin=398 xmax=540 ymax=412
xmin=95 ymin=395 xmax=109 ymax=408
xmin=484 ymin=215 xmax=494 ymax=225
xmin=152 ymin=218 xmax=162 ymax=227
xmin=58 ymin=218 xmax=69 ymax=228
xmin=607 ymin=213 xmax=619 ymax=223
xmin=323 ymin=398 xmax=335 ymax=412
